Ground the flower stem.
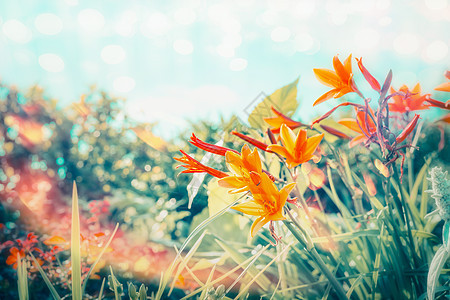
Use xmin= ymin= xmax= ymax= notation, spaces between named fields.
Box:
xmin=283 ymin=220 xmax=348 ymax=300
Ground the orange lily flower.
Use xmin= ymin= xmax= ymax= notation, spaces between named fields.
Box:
xmin=313 ymin=54 xmax=358 ymax=106
xmin=389 ymin=84 xmax=430 ymax=113
xmin=266 ymin=124 xmax=324 ymax=168
xmin=263 ymin=106 xmax=305 ymax=134
xmin=174 ymin=150 xmax=228 ymax=178
xmin=6 ymin=247 xmax=26 ymax=269
xmin=232 ymin=173 xmax=296 ymax=237
xmin=435 ymin=71 xmax=450 ymax=92
xmin=338 ymin=109 xmax=377 ymax=148
xmin=218 ymin=144 xmax=263 ymax=193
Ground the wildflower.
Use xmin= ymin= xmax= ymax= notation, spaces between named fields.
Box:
xmin=190 ymin=133 xmax=239 ymax=156
xmin=338 ymin=108 xmax=377 ymax=148
xmin=389 ymin=84 xmax=430 ymax=113
xmin=232 ymin=173 xmax=296 ymax=237
xmin=218 ymin=144 xmax=264 ymax=193
xmin=174 ymin=150 xmax=228 ymax=178
xmin=231 ymin=130 xmax=269 ymax=152
xmin=263 ymin=106 xmax=305 ymax=134
xmin=6 ymin=247 xmax=26 ymax=269
xmin=313 ymin=54 xmax=359 ymax=106
xmin=266 ymin=124 xmax=324 ymax=168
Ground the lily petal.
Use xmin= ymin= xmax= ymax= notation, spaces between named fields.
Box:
xmin=250 ymin=216 xmax=270 ymax=237
xmin=313 ymin=89 xmax=339 ymax=106
xmin=232 ymin=200 xmax=265 ymax=216
xmin=313 ymin=68 xmax=341 ymax=88
xmin=280 ymin=124 xmax=296 ymax=153
xmin=267 ymin=144 xmax=291 ymax=159
xmin=338 ymin=118 xmax=362 ymax=133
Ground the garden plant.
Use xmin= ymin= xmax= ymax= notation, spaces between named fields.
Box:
xmin=1 ymin=54 xmax=449 ymax=299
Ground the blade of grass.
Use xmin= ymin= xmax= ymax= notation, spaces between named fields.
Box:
xmin=168 ymin=230 xmax=207 ymax=295
xmin=109 ymin=266 xmax=121 ymax=300
xmin=17 ymin=253 xmax=28 ymax=300
xmin=234 ymin=242 xmax=293 ymax=299
xmin=71 ymin=181 xmax=82 ymax=300
xmin=81 ymin=223 xmax=119 ymax=295
xmin=199 ymin=265 xmax=216 ymax=300
xmin=30 ymin=253 xmax=61 ymax=300
xmin=173 ymin=245 xmax=205 ymax=287
xmin=97 ymin=278 xmax=105 ymax=300
xmin=216 ymin=239 xmax=271 ymax=290
xmin=225 ymin=244 xmax=267 ymax=294
xmin=410 ymin=156 xmax=432 ymax=207
xmin=346 ymin=274 xmax=364 ymax=299
xmin=155 ymin=195 xmax=244 ymax=300
xmin=311 ymin=229 xmax=379 ymax=244
xmin=371 ymin=223 xmax=384 ymax=300
xmin=180 ymin=245 xmax=270 ymax=300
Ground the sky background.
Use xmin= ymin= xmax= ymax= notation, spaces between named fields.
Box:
xmin=0 ymin=0 xmax=449 ymax=138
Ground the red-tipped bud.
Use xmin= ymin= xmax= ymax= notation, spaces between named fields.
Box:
xmin=174 ymin=150 xmax=228 ymax=178
xmin=267 ymin=128 xmax=277 ymax=144
xmin=189 ymin=133 xmax=238 ymax=156
xmin=231 ymin=131 xmax=270 ymax=152
xmin=426 ymin=98 xmax=450 ymax=110
xmin=396 ymin=114 xmax=420 ymax=144
xmin=264 ymin=106 xmax=305 ymax=134
xmin=356 ymin=58 xmax=381 ymax=92
xmin=320 ymin=125 xmax=351 ymax=139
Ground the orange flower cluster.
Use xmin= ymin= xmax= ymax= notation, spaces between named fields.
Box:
xmin=174 ymin=56 xmax=449 ymax=239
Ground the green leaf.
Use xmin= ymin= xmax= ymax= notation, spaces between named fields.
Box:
xmin=71 ymin=182 xmax=82 ymax=300
xmin=444 ymin=221 xmax=450 ymax=251
xmin=30 ymin=253 xmax=61 ymax=300
xmin=248 ymin=78 xmax=299 ymax=129
xmin=17 ymin=253 xmax=29 ymax=300
xmin=346 ymin=274 xmax=364 ymax=299
xmin=427 ymin=245 xmax=450 ymax=300
xmin=108 ymin=266 xmax=123 ymax=300
xmin=207 ymin=178 xmax=242 ymax=216
xmin=216 ymin=239 xmax=271 ymax=290
xmin=97 ymin=278 xmax=105 ymax=300
xmin=311 ymin=229 xmax=380 ymax=244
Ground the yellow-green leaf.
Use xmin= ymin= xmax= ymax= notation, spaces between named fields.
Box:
xmin=207 ymin=178 xmax=242 ymax=216
xmin=248 ymin=78 xmax=299 ymax=129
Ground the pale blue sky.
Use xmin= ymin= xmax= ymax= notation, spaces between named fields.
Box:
xmin=0 ymin=0 xmax=449 ymax=137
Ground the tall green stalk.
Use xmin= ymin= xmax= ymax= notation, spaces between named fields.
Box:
xmin=283 ymin=220 xmax=348 ymax=300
